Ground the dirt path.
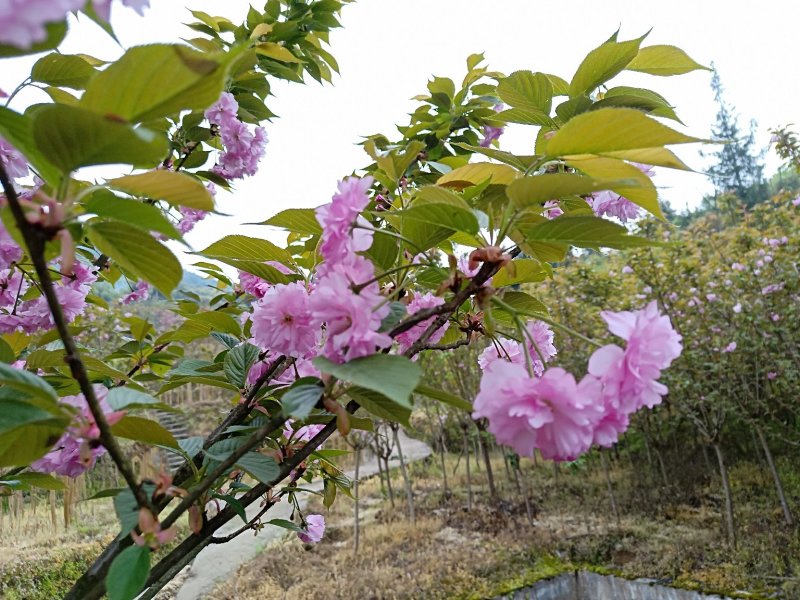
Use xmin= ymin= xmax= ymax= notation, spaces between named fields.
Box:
xmin=174 ymin=431 xmax=431 ymax=600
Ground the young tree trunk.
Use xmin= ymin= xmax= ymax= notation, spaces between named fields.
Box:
xmin=462 ymin=427 xmax=473 ymax=511
xmin=375 ymin=446 xmax=386 ymax=497
xmin=392 ymin=426 xmax=415 ymax=525
xmin=713 ymin=442 xmax=737 ymax=549
xmin=654 ymin=447 xmax=669 ymax=489
xmin=383 ymin=456 xmax=396 ymax=509
xmin=600 ymin=451 xmax=621 ymax=529
xmin=755 ymin=426 xmax=794 ymax=527
xmin=473 ymin=436 xmax=482 ymax=472
xmin=353 ymin=445 xmax=361 ymax=555
xmin=478 ymin=429 xmax=497 ymax=500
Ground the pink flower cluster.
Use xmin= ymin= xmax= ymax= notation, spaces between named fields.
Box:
xmin=31 ymin=385 xmax=125 ymax=477
xmin=478 ymin=320 xmax=557 ymax=377
xmin=177 ymin=185 xmax=214 ymax=235
xmin=0 ymin=260 xmax=96 ymax=334
xmin=395 ymin=292 xmax=449 ymax=356
xmin=0 ymin=138 xmax=29 ymax=179
xmin=474 ymin=302 xmax=681 ymax=461
xmin=121 ymin=280 xmax=150 ymax=304
xmin=589 ymin=163 xmax=654 ymax=223
xmin=250 ymin=176 xmax=393 ymax=364
xmin=0 ymin=0 xmax=148 ymax=49
xmin=283 ymin=419 xmax=325 ymax=443
xmin=204 ymin=93 xmax=267 ymax=181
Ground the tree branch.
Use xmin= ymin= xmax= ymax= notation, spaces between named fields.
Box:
xmin=0 ymin=162 xmax=151 ymax=512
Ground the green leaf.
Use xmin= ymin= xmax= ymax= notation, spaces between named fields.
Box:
xmin=347 ymin=386 xmax=411 ymax=425
xmin=588 ymin=147 xmax=693 ymax=171
xmin=83 ymin=191 xmax=181 ymax=240
xmin=107 ymin=388 xmax=168 ymax=412
xmin=569 ymin=34 xmax=644 ymax=96
xmin=0 ymin=362 xmax=58 ymax=405
xmin=595 ymin=86 xmax=681 ymax=122
xmin=186 ymin=312 xmax=242 ymax=336
xmin=518 ymin=215 xmax=655 ymax=249
xmin=81 ymin=44 xmax=228 ymax=123
xmin=255 ymin=42 xmax=303 ymax=63
xmin=0 ymin=337 xmax=14 ymax=363
xmin=3 ymin=472 xmax=66 ymax=491
xmin=212 ymin=493 xmax=248 ymax=523
xmin=106 ymin=545 xmax=150 ymax=600
xmin=491 ymin=259 xmax=548 ymax=287
xmin=0 ymin=21 xmax=67 ymax=58
xmin=495 ymin=107 xmax=555 ymax=127
xmin=223 ymin=343 xmax=259 ymax=388
xmin=545 ymin=108 xmax=702 ymax=156
xmin=627 ymin=45 xmax=710 ymax=76
xmin=0 ymin=107 xmax=60 ymax=185
xmin=452 ymin=143 xmax=539 ymax=171
xmin=497 ymin=71 xmax=553 ymax=114
xmin=110 ymin=416 xmax=179 ymax=449
xmin=86 ymin=220 xmax=182 ymax=297
xmin=108 ymin=171 xmax=215 ymax=211
xmin=401 ymin=187 xmax=479 ymax=235
xmin=282 ymin=383 xmax=324 ymax=419
xmin=267 ymin=518 xmax=304 ymax=533
xmin=259 ymin=208 xmax=322 ymax=235
xmin=493 ymin=291 xmax=549 ymax=325
xmin=236 ymin=452 xmax=280 ymax=484
xmin=506 ymin=173 xmax=625 ymax=209
xmin=313 ymin=354 xmax=421 ymax=409
xmin=437 ymin=162 xmax=520 ymax=189
xmin=0 ymin=400 xmax=69 ymax=467
xmin=566 ymin=156 xmax=663 ymax=219
xmin=112 ymin=484 xmax=155 ymax=536
xmin=31 ymin=54 xmax=97 ymax=90
xmin=32 ymin=104 xmax=168 ymax=174
xmin=415 ymin=385 xmax=472 ymax=411
xmin=197 ymin=235 xmax=293 ymax=266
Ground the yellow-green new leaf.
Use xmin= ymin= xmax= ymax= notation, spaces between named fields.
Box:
xmin=497 ymin=71 xmax=553 ymax=113
xmin=506 ymin=173 xmax=631 ymax=208
xmin=519 ymin=215 xmax=654 ymax=249
xmin=569 ymin=34 xmax=645 ymax=96
xmin=402 ymin=187 xmax=479 ymax=235
xmin=545 ymin=108 xmax=702 ymax=156
xmin=627 ymin=45 xmax=710 ymax=76
xmin=31 ymin=53 xmax=97 ymax=90
xmin=111 ymin=416 xmax=179 ymax=449
xmin=108 ymin=171 xmax=215 ymax=211
xmin=80 ymin=44 xmax=228 ymax=123
xmin=437 ymin=162 xmax=519 ymax=189
xmin=256 ymin=43 xmax=303 ymax=63
xmin=87 ymin=220 xmax=183 ymax=297
xmin=566 ymin=156 xmax=663 ymax=219
xmin=197 ymin=235 xmax=293 ymax=266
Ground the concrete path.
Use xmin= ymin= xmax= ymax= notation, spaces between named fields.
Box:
xmin=175 ymin=431 xmax=431 ymax=600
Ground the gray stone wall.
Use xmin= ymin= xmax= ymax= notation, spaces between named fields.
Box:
xmin=496 ymin=571 xmax=733 ymax=600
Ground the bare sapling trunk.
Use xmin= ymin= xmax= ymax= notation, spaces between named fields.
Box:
xmin=713 ymin=442 xmax=737 ymax=549
xmin=436 ymin=409 xmax=449 ymax=499
xmin=353 ymin=444 xmax=361 ymax=555
xmin=755 ymin=426 xmax=794 ymax=527
xmin=383 ymin=456 xmax=396 ymax=509
xmin=392 ymin=425 xmax=415 ymax=525
xmin=477 ymin=425 xmax=497 ymax=499
xmin=462 ymin=426 xmax=473 ymax=510
xmin=600 ymin=451 xmax=621 ymax=529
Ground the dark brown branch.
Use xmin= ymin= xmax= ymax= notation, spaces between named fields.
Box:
xmin=0 ymin=162 xmax=151 ymax=512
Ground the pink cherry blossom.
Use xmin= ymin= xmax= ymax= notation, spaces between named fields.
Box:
xmin=473 ymin=362 xmax=603 ymax=461
xmin=31 ymin=385 xmax=124 ymax=477
xmin=0 ymin=0 xmax=84 ymax=49
xmin=283 ymin=420 xmax=325 ymax=443
xmin=177 ymin=207 xmax=208 ymax=235
xmin=0 ymin=221 xmax=22 ymax=269
xmin=542 ymin=200 xmax=563 ymax=219
xmin=238 ymin=262 xmax=294 ymax=299
xmin=316 ymin=176 xmax=375 ymax=267
xmin=394 ymin=292 xmax=449 ymax=355
xmin=121 ymin=280 xmax=150 ymax=304
xmin=251 ymin=282 xmax=319 ymax=359
xmin=0 ymin=138 xmax=29 ymax=179
xmin=205 ymin=92 xmax=268 ymax=180
xmin=297 ymin=514 xmax=325 ymax=544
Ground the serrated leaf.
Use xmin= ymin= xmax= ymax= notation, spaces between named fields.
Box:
xmin=493 ymin=291 xmax=549 ymax=325
xmin=108 ymin=171 xmax=215 ymax=211
xmin=31 ymin=53 xmax=97 ymax=90
xmin=0 ymin=400 xmax=69 ymax=467
xmin=282 ymin=383 xmax=324 ymax=419
xmin=314 ymin=354 xmax=421 ymax=409
xmin=415 ymin=385 xmax=472 ymax=411
xmin=223 ymin=343 xmax=259 ymax=388
xmin=497 ymin=70 xmax=553 ymax=114
xmin=518 ymin=215 xmax=655 ymax=249
xmin=401 ymin=187 xmax=479 ymax=235
xmin=32 ymin=104 xmax=168 ymax=174
xmin=491 ymin=259 xmax=548 ymax=287
xmin=544 ymin=108 xmax=702 ymax=156
xmin=111 ymin=416 xmax=179 ymax=449
xmin=259 ymin=208 xmax=322 ymax=235
xmin=570 ymin=34 xmax=644 ymax=96
xmin=197 ymin=235 xmax=293 ymax=266
xmin=83 ymin=191 xmax=181 ymax=240
xmin=87 ymin=220 xmax=182 ymax=297
xmin=627 ymin=45 xmax=709 ymax=76
xmin=506 ymin=173 xmax=627 ymax=209
xmin=81 ymin=44 xmax=228 ymax=123
xmin=437 ymin=162 xmax=520 ymax=189
xmin=236 ymin=452 xmax=280 ymax=484
xmin=0 ymin=363 xmax=58 ymax=405
xmin=106 ymin=545 xmax=150 ymax=600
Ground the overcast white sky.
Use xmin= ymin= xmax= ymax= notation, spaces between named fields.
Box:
xmin=3 ymin=1 xmax=798 ymax=259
